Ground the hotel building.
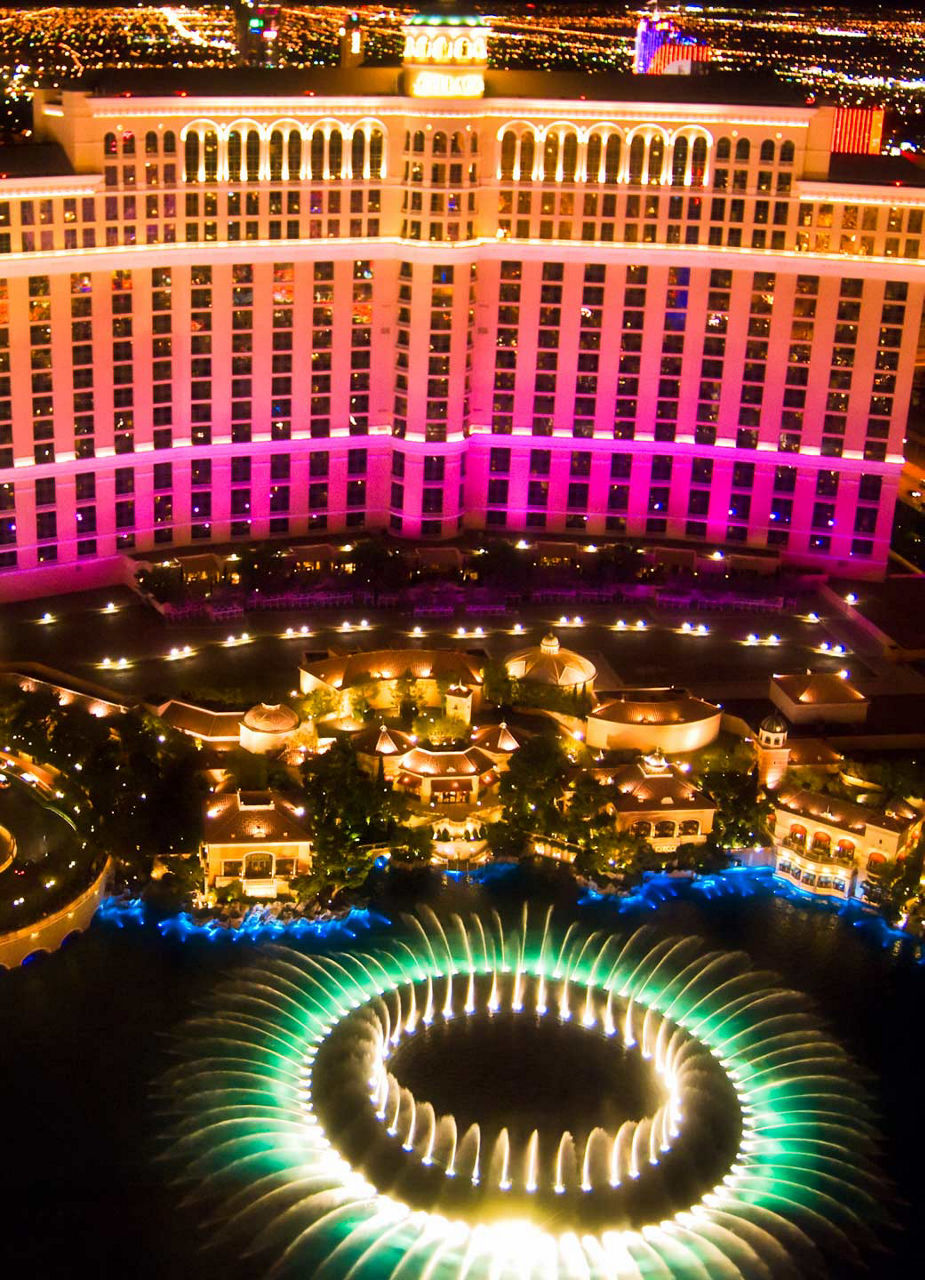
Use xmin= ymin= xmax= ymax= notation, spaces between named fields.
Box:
xmin=1 ymin=8 xmax=923 ymax=599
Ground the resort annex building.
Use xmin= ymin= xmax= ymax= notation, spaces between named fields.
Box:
xmin=1 ymin=7 xmax=923 ymax=598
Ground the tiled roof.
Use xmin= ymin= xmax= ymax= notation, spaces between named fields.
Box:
xmin=590 ymin=687 xmax=719 ymax=727
xmin=203 ymin=790 xmax=311 ymax=844
xmin=506 ymin=632 xmax=596 ymax=688
xmin=351 ymin=723 xmax=415 ymax=755
xmin=400 ymin=745 xmax=496 ymax=778
xmin=241 ymin=702 xmax=300 ymax=734
xmin=160 ymin=700 xmax=243 ymax=742
xmin=599 ymin=755 xmax=713 ymax=814
xmin=772 ymin=673 xmax=867 ymax=705
xmin=302 ymin=648 xmax=483 ymax=690
xmin=472 ymin=721 xmax=522 ymax=753
xmin=774 ymin=787 xmax=916 ymax=835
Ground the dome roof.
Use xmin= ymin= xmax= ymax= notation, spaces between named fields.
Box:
xmin=760 ymin=711 xmax=789 ymax=736
xmin=506 ymin=631 xmax=596 ymax=689
xmin=242 ymin=702 xmax=300 ymax=735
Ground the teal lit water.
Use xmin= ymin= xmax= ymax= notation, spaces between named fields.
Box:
xmin=0 ymin=865 xmax=922 ymax=1278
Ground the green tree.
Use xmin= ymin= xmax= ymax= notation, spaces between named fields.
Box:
xmin=301 ymin=738 xmax=389 ymax=898
xmin=302 ymin=686 xmax=341 ymax=722
xmin=388 ymin=824 xmax=433 ymax=864
xmin=499 ymin=732 xmax=569 ymax=834
xmin=412 ymin=712 xmax=468 ymax=745
xmin=482 ymin=659 xmax=515 ymax=709
xmin=877 ymin=835 xmax=925 ymax=925
xmin=214 ymin=878 xmax=245 ymax=905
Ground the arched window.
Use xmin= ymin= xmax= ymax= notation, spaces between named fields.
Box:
xmin=562 ymin=133 xmax=578 ymax=182
xmin=122 ymin=131 xmax=135 ymax=156
xmin=145 ymin=131 xmax=158 ymax=156
xmin=655 ymin=820 xmax=675 ymax=839
xmin=471 ymin=132 xmax=478 ymax=154
xmin=790 ymin=824 xmax=806 ymax=845
xmin=184 ymin=132 xmax=199 ymax=183
xmin=329 ymin=129 xmax=343 ymax=178
xmin=203 ymin=130 xmax=218 ymax=182
xmin=604 ymin=134 xmax=621 ymax=184
xmin=451 ymin=132 xmax=464 ymax=155
xmin=633 ymin=821 xmax=652 ymax=838
xmin=104 ymin=131 xmax=117 ymax=157
xmin=413 ymin=130 xmax=425 ymax=153
xmin=679 ymin=819 xmax=700 ymax=836
xmin=370 ymin=129 xmax=384 ymax=177
xmin=836 ymin=839 xmax=855 ymax=858
xmin=227 ymin=131 xmax=242 ymax=182
xmin=716 ymin=136 xmax=731 ymax=162
xmin=350 ymin=129 xmax=364 ymax=179
xmin=500 ymin=130 xmax=516 ymax=180
xmin=432 ymin=131 xmax=447 ymax=155
xmin=691 ymin=136 xmax=707 ymax=187
xmin=735 ymin=137 xmax=750 ymax=162
xmin=628 ymin=135 xmax=645 ymax=183
xmin=586 ymin=133 xmax=602 ymax=183
xmin=245 ymin=129 xmax=260 ymax=182
xmin=810 ymin=831 xmax=831 ymax=854
xmin=542 ymin=133 xmax=558 ymax=181
xmin=780 ymin=139 xmax=795 ymax=163
xmin=269 ymin=130 xmax=284 ymax=182
xmin=760 ymin=138 xmax=775 ymax=162
xmin=519 ymin=132 xmax=535 ymax=182
xmin=288 ymin=129 xmax=302 ymax=181
xmin=671 ymin=136 xmax=688 ymax=186
xmin=163 ymin=131 xmax=176 ymax=155
xmin=403 ymin=129 xmax=410 ymax=151
xmin=310 ymin=130 xmax=325 ymax=181
xmin=648 ymin=134 xmax=664 ymax=183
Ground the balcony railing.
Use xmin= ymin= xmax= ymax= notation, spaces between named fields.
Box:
xmin=779 ymin=836 xmax=853 ymax=866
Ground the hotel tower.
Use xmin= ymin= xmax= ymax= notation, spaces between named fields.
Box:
xmin=1 ymin=5 xmax=923 ymax=598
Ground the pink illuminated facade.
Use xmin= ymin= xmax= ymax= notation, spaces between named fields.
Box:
xmin=0 ymin=10 xmax=923 ymax=598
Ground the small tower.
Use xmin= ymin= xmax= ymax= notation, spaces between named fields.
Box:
xmin=339 ymin=11 xmax=364 ymax=68
xmin=445 ymin=683 xmax=473 ymax=726
xmin=402 ymin=3 xmax=490 ymax=100
xmin=756 ymin=711 xmax=790 ymax=790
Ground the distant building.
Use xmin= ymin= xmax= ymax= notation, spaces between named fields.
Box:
xmin=201 ymin=789 xmax=312 ymax=897
xmin=633 ymin=11 xmax=711 ymax=76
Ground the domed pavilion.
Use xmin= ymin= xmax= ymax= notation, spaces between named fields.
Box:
xmin=505 ymin=631 xmax=596 ymax=692
xmin=239 ymin=702 xmax=301 ymax=755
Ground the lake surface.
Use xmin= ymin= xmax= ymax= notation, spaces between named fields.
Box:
xmin=0 ymin=866 xmax=922 ymax=1279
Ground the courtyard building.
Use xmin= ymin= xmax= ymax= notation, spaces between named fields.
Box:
xmin=200 ymin=788 xmax=312 ymax=896
xmin=772 ymin=785 xmax=924 ymax=901
xmin=600 ymin=747 xmax=717 ymax=853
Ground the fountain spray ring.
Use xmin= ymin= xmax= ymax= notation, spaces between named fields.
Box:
xmin=164 ymin=908 xmax=886 ymax=1279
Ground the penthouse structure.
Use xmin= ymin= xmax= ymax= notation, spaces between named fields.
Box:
xmin=0 ymin=5 xmax=922 ymax=598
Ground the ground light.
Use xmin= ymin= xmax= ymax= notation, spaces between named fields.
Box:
xmin=164 ymin=907 xmax=885 ymax=1280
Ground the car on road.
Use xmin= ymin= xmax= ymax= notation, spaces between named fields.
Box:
xmin=0 ymin=773 xmax=10 ymax=788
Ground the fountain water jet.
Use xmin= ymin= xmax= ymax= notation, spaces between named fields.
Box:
xmin=163 ymin=908 xmax=887 ymax=1280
